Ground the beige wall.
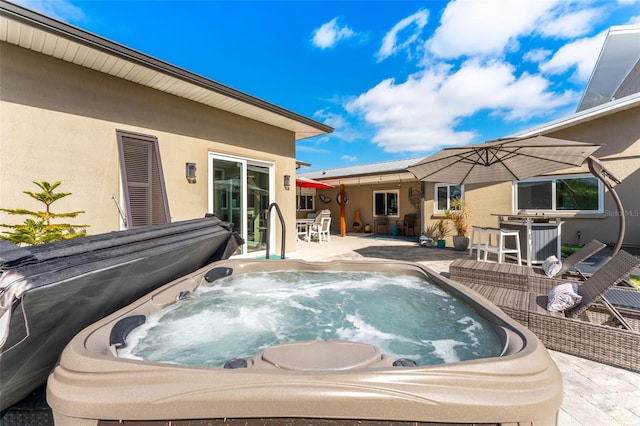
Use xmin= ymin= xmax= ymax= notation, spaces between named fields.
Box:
xmin=0 ymin=42 xmax=298 ymax=251
xmin=421 ymin=181 xmax=513 ymax=246
xmin=544 ymin=107 xmax=640 ymax=248
xmin=314 ymin=181 xmax=422 ymax=234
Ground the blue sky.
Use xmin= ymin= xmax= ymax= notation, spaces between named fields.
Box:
xmin=14 ymin=0 xmax=640 ymax=172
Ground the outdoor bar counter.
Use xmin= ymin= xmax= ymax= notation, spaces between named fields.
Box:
xmin=492 ymin=213 xmax=563 ymax=266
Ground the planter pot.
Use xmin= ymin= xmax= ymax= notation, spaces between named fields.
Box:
xmin=436 ymin=239 xmax=446 ymax=248
xmin=453 ymin=236 xmax=470 ymax=251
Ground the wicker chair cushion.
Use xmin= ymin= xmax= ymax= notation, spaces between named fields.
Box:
xmin=547 ymin=282 xmax=582 ymax=312
xmin=542 ymin=255 xmax=562 ymax=277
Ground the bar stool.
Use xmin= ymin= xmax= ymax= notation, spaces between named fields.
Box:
xmin=480 ymin=228 xmax=522 ymax=265
xmin=469 ymin=226 xmax=488 ymax=259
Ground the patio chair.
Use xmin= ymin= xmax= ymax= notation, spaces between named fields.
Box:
xmin=399 ymin=213 xmax=416 ymax=236
xmin=528 ymin=249 xmax=640 ymax=372
xmin=311 ymin=209 xmax=331 ymax=224
xmin=309 ymin=217 xmax=331 ymax=243
xmin=373 ymin=215 xmax=389 ymax=234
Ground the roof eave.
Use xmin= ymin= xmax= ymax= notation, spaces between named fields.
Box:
xmin=513 ymin=93 xmax=640 ymax=138
xmin=0 ymin=0 xmax=333 ymax=140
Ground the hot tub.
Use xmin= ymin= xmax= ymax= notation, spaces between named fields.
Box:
xmin=47 ymin=259 xmax=563 ymax=425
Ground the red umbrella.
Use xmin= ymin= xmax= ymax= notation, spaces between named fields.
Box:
xmin=296 ymin=176 xmax=334 ymax=189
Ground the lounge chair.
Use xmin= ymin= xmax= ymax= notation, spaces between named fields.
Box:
xmin=553 ymin=239 xmax=607 ymax=277
xmin=528 ymin=249 xmax=640 ymax=372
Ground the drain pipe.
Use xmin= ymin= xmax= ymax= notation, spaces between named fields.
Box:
xmin=587 ymin=156 xmax=624 ymax=256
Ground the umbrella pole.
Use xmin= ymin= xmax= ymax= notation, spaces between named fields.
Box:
xmin=588 ymin=156 xmax=625 ymax=256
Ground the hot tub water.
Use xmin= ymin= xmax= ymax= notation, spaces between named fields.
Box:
xmin=119 ymin=270 xmax=502 ymax=367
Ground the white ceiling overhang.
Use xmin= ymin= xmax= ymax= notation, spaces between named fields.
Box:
xmin=315 ymin=172 xmax=418 ymax=187
xmin=0 ymin=1 xmax=333 ymax=141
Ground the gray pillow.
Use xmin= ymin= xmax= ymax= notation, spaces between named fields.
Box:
xmin=547 ymin=282 xmax=582 ymax=312
xmin=542 ymin=255 xmax=562 ymax=277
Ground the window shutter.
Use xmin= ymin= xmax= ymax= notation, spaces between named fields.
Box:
xmin=117 ymin=130 xmax=170 ymax=228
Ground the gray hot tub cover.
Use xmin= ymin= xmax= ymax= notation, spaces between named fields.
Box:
xmin=0 ymin=216 xmax=243 ymax=410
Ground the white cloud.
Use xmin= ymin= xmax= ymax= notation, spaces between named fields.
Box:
xmin=314 ymin=109 xmax=363 ymax=143
xmin=311 ymin=18 xmax=356 ymax=49
xmin=426 ymin=0 xmax=559 ymax=58
xmin=346 ymin=59 xmax=579 ymax=153
xmin=377 ymin=9 xmax=429 ymax=61
xmin=524 ymin=48 xmax=552 ymax=63
xmin=339 ymin=0 xmax=615 ymax=155
xmin=341 ymin=155 xmax=358 ymax=162
xmin=14 ymin=0 xmax=85 ymax=22
xmin=296 ymin=144 xmax=331 ymax=155
xmin=537 ymin=7 xmax=604 ymax=38
xmin=539 ymin=30 xmax=608 ymax=81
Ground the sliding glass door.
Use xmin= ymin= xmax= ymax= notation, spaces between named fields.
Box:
xmin=208 ymin=153 xmax=273 ymax=256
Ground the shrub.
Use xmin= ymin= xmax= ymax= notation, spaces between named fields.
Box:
xmin=0 ymin=181 xmax=89 ymax=245
xmin=444 ymin=198 xmax=471 ymax=237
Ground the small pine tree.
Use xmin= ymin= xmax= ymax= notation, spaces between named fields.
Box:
xmin=0 ymin=181 xmax=89 ymax=245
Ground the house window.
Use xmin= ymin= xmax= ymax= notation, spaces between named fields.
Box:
xmin=116 ymin=130 xmax=170 ymax=228
xmin=373 ymin=190 xmax=399 ymax=217
xmin=434 ymin=184 xmax=463 ymax=212
xmin=297 ymin=194 xmax=314 ymax=211
xmin=515 ymin=175 xmax=602 ymax=212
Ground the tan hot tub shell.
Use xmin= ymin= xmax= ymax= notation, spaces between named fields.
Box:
xmin=47 ymin=259 xmax=563 ymax=425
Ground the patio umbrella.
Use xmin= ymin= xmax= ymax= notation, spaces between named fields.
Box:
xmin=408 ymin=135 xmax=629 ymax=256
xmin=407 ymin=135 xmax=601 ymax=184
xmin=296 ymin=176 xmax=334 ymax=189
xmin=295 ymin=176 xmax=333 ymax=212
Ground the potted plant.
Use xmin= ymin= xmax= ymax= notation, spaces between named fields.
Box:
xmin=434 ymin=219 xmax=450 ymax=248
xmin=420 ymin=222 xmax=439 ymax=247
xmin=445 ymin=198 xmax=471 ymax=251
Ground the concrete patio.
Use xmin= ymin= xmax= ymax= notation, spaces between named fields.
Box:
xmin=287 ymin=233 xmax=640 ymax=426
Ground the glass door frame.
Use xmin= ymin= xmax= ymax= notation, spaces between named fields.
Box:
xmin=207 ymin=152 xmax=274 ymax=257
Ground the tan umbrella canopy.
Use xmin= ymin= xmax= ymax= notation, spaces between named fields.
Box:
xmin=407 ymin=135 xmax=601 ymax=185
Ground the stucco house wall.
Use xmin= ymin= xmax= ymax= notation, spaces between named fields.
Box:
xmin=1 ymin=43 xmax=296 ymax=236
xmin=536 ymin=105 xmax=640 ymax=247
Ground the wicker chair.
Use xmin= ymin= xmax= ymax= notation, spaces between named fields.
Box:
xmin=528 ymin=250 xmax=640 ymax=372
xmin=452 ymin=250 xmax=640 ymax=372
xmin=554 ymin=239 xmax=606 ymax=276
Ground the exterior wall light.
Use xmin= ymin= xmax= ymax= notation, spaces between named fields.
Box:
xmin=284 ymin=175 xmax=291 ymax=190
xmin=186 ymin=162 xmax=197 ymax=184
